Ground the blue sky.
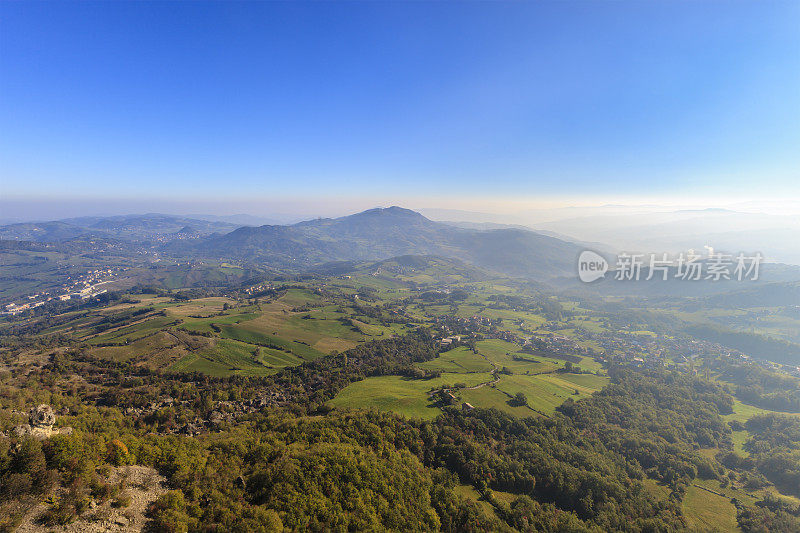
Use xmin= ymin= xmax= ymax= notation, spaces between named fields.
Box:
xmin=1 ymin=1 xmax=799 ymax=216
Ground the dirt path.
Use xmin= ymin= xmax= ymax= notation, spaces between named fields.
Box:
xmin=464 ymin=349 xmax=500 ymax=390
xmin=461 ymin=349 xmax=552 ymax=418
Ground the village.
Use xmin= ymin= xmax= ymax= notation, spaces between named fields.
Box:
xmin=424 ymin=305 xmax=792 ymax=380
xmin=1 ymin=266 xmax=127 ymax=316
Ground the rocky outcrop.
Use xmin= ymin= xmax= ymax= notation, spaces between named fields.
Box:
xmin=30 ymin=404 xmax=57 ymax=427
xmin=15 ymin=465 xmax=168 ymax=532
xmin=12 ymin=404 xmax=72 ymax=440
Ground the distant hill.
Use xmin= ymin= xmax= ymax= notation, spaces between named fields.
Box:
xmin=185 ymin=213 xmax=288 ymax=226
xmin=168 ymin=206 xmax=584 ymax=280
xmin=442 ymin=221 xmax=616 ymax=256
xmin=0 ymin=221 xmax=96 ymax=242
xmin=703 ymin=281 xmax=800 ymax=308
xmin=175 ymin=225 xmax=200 ymax=235
xmin=80 ymin=214 xmax=239 ymax=238
xmin=0 ymin=214 xmax=240 ymax=242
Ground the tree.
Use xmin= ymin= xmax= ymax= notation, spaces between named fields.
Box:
xmin=511 ymin=392 xmax=528 ymax=407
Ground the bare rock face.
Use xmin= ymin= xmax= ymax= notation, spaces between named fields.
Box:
xmin=29 ymin=404 xmax=57 ymax=428
xmin=12 ymin=404 xmax=71 ymax=440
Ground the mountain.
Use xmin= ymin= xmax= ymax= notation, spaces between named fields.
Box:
xmin=175 ymin=225 xmax=200 ymax=235
xmin=167 ymin=206 xmax=585 ymax=280
xmin=439 ymin=220 xmax=532 ymax=231
xmin=703 ymin=281 xmax=800 ymax=308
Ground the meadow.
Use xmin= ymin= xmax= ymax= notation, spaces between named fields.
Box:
xmin=330 ymin=338 xmax=609 ymax=419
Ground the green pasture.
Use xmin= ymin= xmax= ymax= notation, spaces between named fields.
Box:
xmin=418 ymin=346 xmax=493 ymax=373
xmin=328 ymin=372 xmax=494 ymax=420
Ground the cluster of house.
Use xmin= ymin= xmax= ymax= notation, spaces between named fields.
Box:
xmin=1 ymin=268 xmax=124 ymax=316
xmin=430 ymin=388 xmax=474 ymax=411
xmin=3 ymin=300 xmax=47 ymax=315
xmin=527 ymin=332 xmax=595 ymax=356
xmin=589 ymin=331 xmax=748 ymax=372
xmin=748 ymin=357 xmax=800 ymax=377
xmin=439 ymin=335 xmax=462 ymax=347
xmin=243 ymin=283 xmax=274 ymax=295
xmin=432 ymin=314 xmax=496 ymax=333
xmin=494 ymin=329 xmax=521 ymax=343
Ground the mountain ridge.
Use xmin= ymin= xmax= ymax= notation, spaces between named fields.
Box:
xmin=168 ymin=206 xmax=584 ymax=280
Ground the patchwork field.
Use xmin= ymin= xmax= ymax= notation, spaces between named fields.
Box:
xmin=329 ymin=337 xmax=609 ymax=419
xmin=27 ymin=287 xmax=416 ymax=377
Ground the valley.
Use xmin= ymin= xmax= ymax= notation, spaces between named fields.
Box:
xmin=2 ymin=211 xmax=800 ymax=532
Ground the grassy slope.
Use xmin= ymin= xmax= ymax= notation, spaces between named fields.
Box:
xmin=682 ymin=482 xmax=741 ymax=533
xmin=418 ymin=346 xmax=493 ymax=373
xmin=328 ymin=373 xmax=494 ymax=420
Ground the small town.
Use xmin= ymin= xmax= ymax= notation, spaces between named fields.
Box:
xmin=1 ymin=267 xmax=126 ymax=315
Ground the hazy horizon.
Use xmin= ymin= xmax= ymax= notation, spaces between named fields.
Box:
xmin=3 ymin=196 xmax=800 ymax=222
xmin=4 ymin=197 xmax=800 ymax=266
xmin=1 ymin=2 xmax=799 ymax=261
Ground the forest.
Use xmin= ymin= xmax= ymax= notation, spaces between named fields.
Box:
xmin=2 ymin=327 xmax=800 ymax=532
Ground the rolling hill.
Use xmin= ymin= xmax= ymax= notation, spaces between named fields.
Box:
xmin=0 ymin=214 xmax=241 ymax=242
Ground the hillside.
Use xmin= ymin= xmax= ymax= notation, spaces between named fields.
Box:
xmin=310 ymin=255 xmax=491 ymax=285
xmin=3 ymin=277 xmax=800 ymax=531
xmin=170 ymin=207 xmax=583 ymax=280
xmin=0 ymin=214 xmax=240 ymax=242
xmin=0 ymin=221 xmax=97 ymax=242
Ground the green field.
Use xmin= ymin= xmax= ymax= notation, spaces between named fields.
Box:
xmin=217 ymin=324 xmax=325 ymax=361
xmin=327 ymin=335 xmax=609 ymax=419
xmin=723 ymin=399 xmax=800 ymax=424
xmin=418 ymin=346 xmax=493 ymax=373
xmin=458 ymin=385 xmax=535 ymax=417
xmin=682 ymin=483 xmax=741 ymax=532
xmin=328 ymin=373 xmax=494 ymax=420
xmin=169 ymin=338 xmax=277 ymax=377
xmin=474 ymin=339 xmax=561 ymax=374
xmin=86 ymin=315 xmax=177 ymax=344
xmin=494 ymin=372 xmax=607 ymax=415
xmin=721 ymin=400 xmax=800 ymax=456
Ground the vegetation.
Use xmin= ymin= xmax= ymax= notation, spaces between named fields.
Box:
xmin=2 ymin=258 xmax=800 ymax=531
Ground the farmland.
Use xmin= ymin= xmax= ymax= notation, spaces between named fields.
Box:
xmin=330 ymin=338 xmax=609 ymax=419
xmin=3 ymin=258 xmax=800 ymax=532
